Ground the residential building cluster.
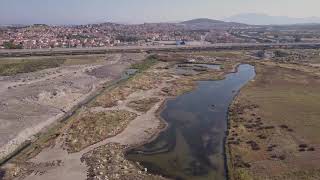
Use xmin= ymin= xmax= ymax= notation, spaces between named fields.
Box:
xmin=0 ymin=23 xmax=208 ymax=49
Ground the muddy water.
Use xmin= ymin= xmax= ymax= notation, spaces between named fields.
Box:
xmin=126 ymin=64 xmax=256 ymax=180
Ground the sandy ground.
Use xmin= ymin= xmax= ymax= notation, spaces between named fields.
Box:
xmin=2 ymin=56 xmax=225 ymax=180
xmin=0 ymin=53 xmax=146 ymax=161
xmin=20 ymin=65 xmax=176 ymax=180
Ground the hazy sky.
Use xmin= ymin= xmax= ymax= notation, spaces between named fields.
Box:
xmin=1 ymin=0 xmax=320 ymax=24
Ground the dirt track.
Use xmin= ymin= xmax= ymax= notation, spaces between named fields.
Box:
xmin=23 ymin=83 xmax=170 ymax=180
xmin=0 ymin=53 xmax=236 ymax=180
xmin=0 ymin=53 xmax=146 ymax=161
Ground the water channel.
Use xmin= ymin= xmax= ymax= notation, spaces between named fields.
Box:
xmin=126 ymin=64 xmax=256 ymax=180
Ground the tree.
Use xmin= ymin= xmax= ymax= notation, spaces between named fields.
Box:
xmin=274 ymin=50 xmax=288 ymax=57
xmin=294 ymin=35 xmax=302 ymax=42
xmin=3 ymin=41 xmax=23 ymax=49
xmin=256 ymin=50 xmax=265 ymax=58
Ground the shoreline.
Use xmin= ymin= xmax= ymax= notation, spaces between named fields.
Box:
xmin=224 ymin=62 xmax=257 ymax=180
xmin=123 ymin=61 xmax=246 ymax=177
xmin=1 ymin=60 xmax=248 ymax=180
xmin=123 ymin=97 xmax=172 ymax=153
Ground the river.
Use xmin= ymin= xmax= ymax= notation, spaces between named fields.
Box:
xmin=126 ymin=64 xmax=256 ymax=180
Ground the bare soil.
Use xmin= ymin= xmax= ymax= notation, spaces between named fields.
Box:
xmin=0 ymin=52 xmax=238 ymax=180
xmin=0 ymin=53 xmax=146 ymax=162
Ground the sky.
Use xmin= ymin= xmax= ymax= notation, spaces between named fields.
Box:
xmin=1 ymin=0 xmax=320 ymax=25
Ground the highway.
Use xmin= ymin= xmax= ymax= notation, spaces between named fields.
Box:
xmin=1 ymin=42 xmax=320 ymax=57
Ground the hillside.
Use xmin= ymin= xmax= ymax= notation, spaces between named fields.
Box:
xmin=225 ymin=13 xmax=320 ymax=25
xmin=180 ymin=18 xmax=247 ymax=30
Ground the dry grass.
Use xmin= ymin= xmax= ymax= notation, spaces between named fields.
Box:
xmin=92 ymin=86 xmax=133 ymax=108
xmin=227 ymin=63 xmax=320 ymax=180
xmin=192 ymin=51 xmax=245 ymax=58
xmin=0 ymin=55 xmax=109 ymax=76
xmin=62 ymin=54 xmax=106 ymax=65
xmin=82 ymin=143 xmax=166 ymax=180
xmin=0 ymin=58 xmax=65 ymax=76
xmin=64 ymin=110 xmax=137 ymax=153
xmin=127 ymin=97 xmax=160 ymax=112
xmin=92 ymin=71 xmax=164 ymax=108
xmin=0 ymin=54 xmax=107 ymax=76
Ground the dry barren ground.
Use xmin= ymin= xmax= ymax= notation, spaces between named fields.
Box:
xmin=0 ymin=52 xmax=239 ymax=180
xmin=0 ymin=53 xmax=146 ymax=162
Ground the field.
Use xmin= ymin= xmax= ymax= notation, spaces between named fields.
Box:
xmin=127 ymin=97 xmax=161 ymax=112
xmin=0 ymin=58 xmax=65 ymax=76
xmin=227 ymin=62 xmax=320 ymax=180
xmin=64 ymin=110 xmax=138 ymax=153
xmin=0 ymin=55 xmax=107 ymax=76
xmin=191 ymin=51 xmax=245 ymax=59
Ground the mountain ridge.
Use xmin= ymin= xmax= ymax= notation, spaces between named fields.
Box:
xmin=225 ymin=13 xmax=320 ymax=25
xmin=181 ymin=18 xmax=225 ymax=24
xmin=180 ymin=18 xmax=248 ymax=30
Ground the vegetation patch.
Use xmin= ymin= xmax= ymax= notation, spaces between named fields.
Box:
xmin=127 ymin=97 xmax=160 ymax=112
xmin=192 ymin=51 xmax=245 ymax=59
xmin=0 ymin=58 xmax=65 ymax=76
xmin=0 ymin=54 xmax=108 ymax=76
xmin=93 ymin=71 xmax=164 ymax=108
xmin=92 ymin=86 xmax=133 ymax=108
xmin=81 ymin=143 xmax=165 ymax=180
xmin=130 ymin=56 xmax=158 ymax=72
xmin=62 ymin=54 xmax=106 ymax=65
xmin=65 ymin=110 xmax=137 ymax=153
xmin=233 ymin=168 xmax=253 ymax=180
xmin=227 ymin=63 xmax=320 ymax=179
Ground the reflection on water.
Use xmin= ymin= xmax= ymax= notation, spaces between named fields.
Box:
xmin=126 ymin=64 xmax=256 ymax=180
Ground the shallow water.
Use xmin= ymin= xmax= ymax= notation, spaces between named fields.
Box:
xmin=126 ymin=64 xmax=256 ymax=180
xmin=191 ymin=64 xmax=221 ymax=70
xmin=175 ymin=64 xmax=220 ymax=75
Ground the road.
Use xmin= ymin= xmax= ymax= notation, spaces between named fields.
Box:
xmin=1 ymin=42 xmax=320 ymax=57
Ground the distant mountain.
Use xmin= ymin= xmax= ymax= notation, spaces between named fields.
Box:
xmin=181 ymin=18 xmax=224 ymax=24
xmin=0 ymin=24 xmax=27 ymax=27
xmin=225 ymin=13 xmax=320 ymax=25
xmin=180 ymin=18 xmax=247 ymax=30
